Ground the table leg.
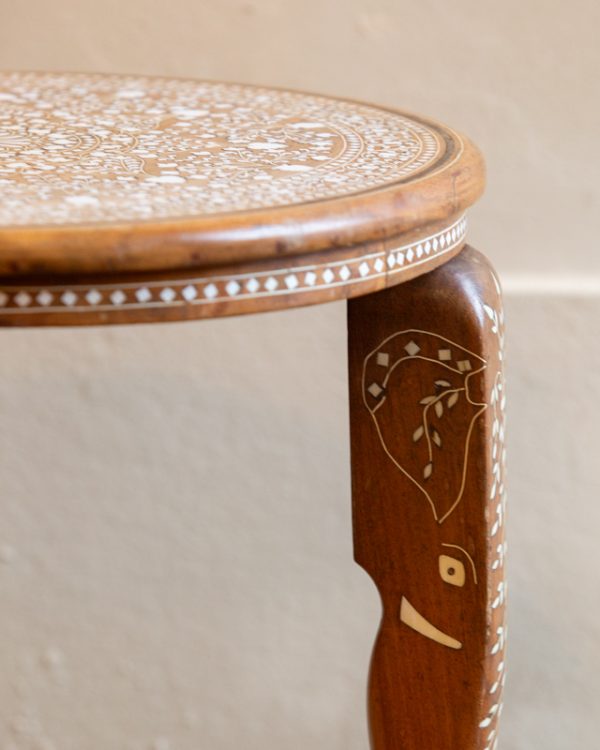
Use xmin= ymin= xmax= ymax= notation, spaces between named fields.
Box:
xmin=348 ymin=246 xmax=506 ymax=750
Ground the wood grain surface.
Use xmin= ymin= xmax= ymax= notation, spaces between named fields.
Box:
xmin=0 ymin=73 xmax=485 ymax=326
xmin=0 ymin=215 xmax=468 ymax=326
xmin=348 ymin=246 xmax=506 ymax=750
xmin=0 ymin=72 xmax=484 ymax=277
xmin=0 ymin=71 xmax=506 ymax=748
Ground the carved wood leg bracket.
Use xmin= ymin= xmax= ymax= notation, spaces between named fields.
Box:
xmin=348 ymin=246 xmax=506 ymax=750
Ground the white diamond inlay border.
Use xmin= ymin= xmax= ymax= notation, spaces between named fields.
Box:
xmin=37 ymin=291 xmax=53 ymax=307
xmin=0 ymin=215 xmax=467 ymax=317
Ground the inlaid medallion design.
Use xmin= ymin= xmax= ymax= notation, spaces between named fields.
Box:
xmin=0 ymin=72 xmax=450 ymax=226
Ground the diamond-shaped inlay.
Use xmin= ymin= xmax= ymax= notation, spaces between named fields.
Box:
xmin=160 ymin=287 xmax=176 ymax=303
xmin=438 ymin=349 xmax=452 ymax=361
xmin=0 ymin=215 xmax=468 ymax=318
xmin=86 ymin=289 xmax=102 ymax=305
xmin=368 ymin=382 xmax=383 ymax=398
xmin=404 ymin=340 xmax=420 ymax=356
xmin=377 ymin=352 xmax=390 ymax=367
xmin=85 ymin=289 xmax=102 ymax=305
xmin=182 ymin=285 xmax=198 ymax=302
xmin=110 ymin=290 xmax=126 ymax=305
xmin=37 ymin=290 xmax=54 ymax=307
xmin=14 ymin=291 xmax=32 ymax=307
xmin=61 ymin=291 xmax=78 ymax=307
xmin=457 ymin=359 xmax=472 ymax=372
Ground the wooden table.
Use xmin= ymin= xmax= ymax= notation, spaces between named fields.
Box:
xmin=0 ymin=72 xmax=506 ymax=750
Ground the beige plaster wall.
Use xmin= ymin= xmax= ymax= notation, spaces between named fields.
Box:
xmin=0 ymin=1 xmax=599 ymax=749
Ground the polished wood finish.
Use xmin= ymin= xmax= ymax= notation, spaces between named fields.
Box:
xmin=0 ymin=215 xmax=467 ymax=326
xmin=0 ymin=72 xmax=506 ymax=749
xmin=348 ymin=246 xmax=506 ymax=750
xmin=0 ymin=73 xmax=483 ymax=277
xmin=0 ymin=72 xmax=483 ymax=326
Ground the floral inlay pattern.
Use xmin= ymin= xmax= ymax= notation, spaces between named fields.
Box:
xmin=362 ymin=329 xmax=487 ymax=524
xmin=361 ymin=280 xmax=507 ymax=748
xmin=0 ymin=72 xmax=446 ymax=226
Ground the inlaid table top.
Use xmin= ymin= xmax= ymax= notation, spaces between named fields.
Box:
xmin=0 ymin=71 xmax=485 ymax=326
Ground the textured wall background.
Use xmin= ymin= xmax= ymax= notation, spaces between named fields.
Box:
xmin=0 ymin=1 xmax=598 ymax=748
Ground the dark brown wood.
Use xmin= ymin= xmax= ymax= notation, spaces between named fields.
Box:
xmin=348 ymin=246 xmax=506 ymax=750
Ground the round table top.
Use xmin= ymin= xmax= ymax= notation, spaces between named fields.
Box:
xmin=0 ymin=72 xmax=484 ymax=326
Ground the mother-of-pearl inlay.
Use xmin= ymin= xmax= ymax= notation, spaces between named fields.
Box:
xmin=0 ymin=72 xmax=451 ymax=226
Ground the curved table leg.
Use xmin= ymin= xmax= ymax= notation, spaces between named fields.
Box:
xmin=348 ymin=246 xmax=506 ymax=750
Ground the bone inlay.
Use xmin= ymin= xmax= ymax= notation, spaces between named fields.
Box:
xmin=400 ymin=597 xmax=462 ymax=650
xmin=0 ymin=215 xmax=467 ymax=318
xmin=362 ymin=286 xmax=507 ymax=748
xmin=438 ymin=555 xmax=466 ymax=587
xmin=0 ymin=72 xmax=452 ymax=226
xmin=479 ymin=283 xmax=507 ymax=750
xmin=362 ymin=325 xmax=487 ymax=524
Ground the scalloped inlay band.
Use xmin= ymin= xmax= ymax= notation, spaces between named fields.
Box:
xmin=0 ymin=215 xmax=467 ymax=320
